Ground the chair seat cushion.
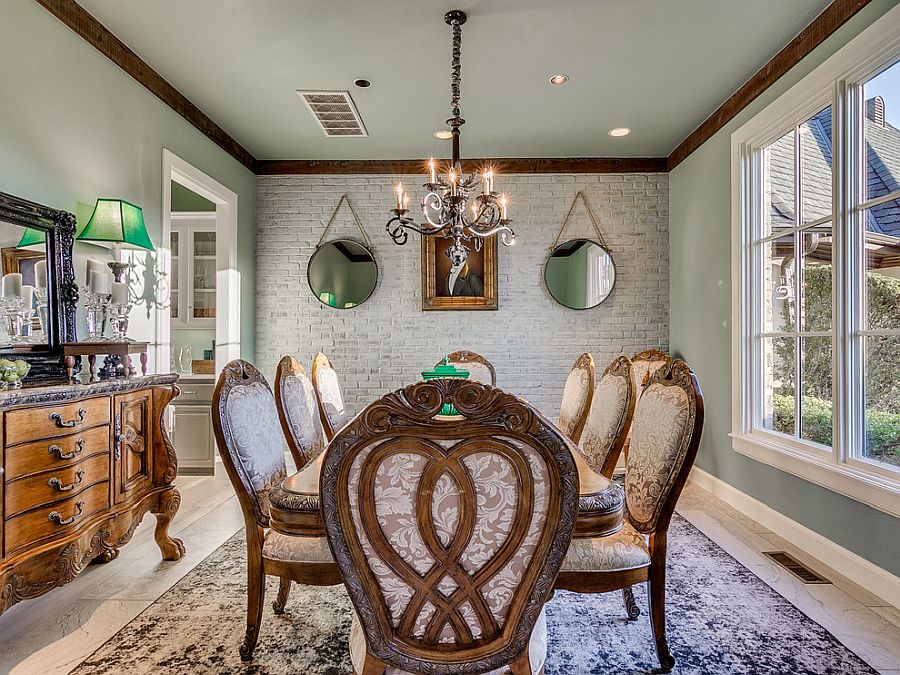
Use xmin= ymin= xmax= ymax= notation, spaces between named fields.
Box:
xmin=348 ymin=606 xmax=547 ymax=675
xmin=562 ymin=521 xmax=650 ymax=572
xmin=262 ymin=531 xmax=334 ymax=563
xmin=268 ymin=453 xmax=325 ymax=535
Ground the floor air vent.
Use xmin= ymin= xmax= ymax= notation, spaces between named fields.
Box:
xmin=763 ymin=551 xmax=831 ymax=584
xmin=297 ymin=90 xmax=367 ymax=137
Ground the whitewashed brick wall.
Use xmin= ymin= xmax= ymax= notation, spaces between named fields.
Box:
xmin=256 ymin=173 xmax=668 ymax=416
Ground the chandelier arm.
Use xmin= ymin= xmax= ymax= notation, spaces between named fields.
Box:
xmin=467 ymin=222 xmax=516 ymax=240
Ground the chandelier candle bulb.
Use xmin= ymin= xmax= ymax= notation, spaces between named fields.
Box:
xmin=500 ymin=195 xmax=509 ymax=221
xmin=395 ymin=184 xmax=403 ymax=210
xmin=428 ymin=158 xmax=437 ymax=184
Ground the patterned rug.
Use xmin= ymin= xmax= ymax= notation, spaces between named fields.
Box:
xmin=73 ymin=515 xmax=876 ymax=674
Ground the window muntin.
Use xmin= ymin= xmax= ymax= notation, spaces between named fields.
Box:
xmin=755 ymin=107 xmax=835 ymax=449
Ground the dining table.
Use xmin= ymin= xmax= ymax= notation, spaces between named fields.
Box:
xmin=268 ymin=428 xmax=626 ymax=541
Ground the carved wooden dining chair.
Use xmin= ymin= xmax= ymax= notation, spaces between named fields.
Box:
xmin=312 ymin=352 xmax=350 ymax=441
xmin=624 ymin=350 xmax=674 ymax=457
xmin=321 ymin=378 xmax=579 ymax=675
xmin=439 ymin=350 xmax=497 ymax=386
xmin=576 ymin=356 xmax=636 ymax=480
xmin=212 ymin=360 xmax=341 ymax=661
xmin=557 ymin=352 xmax=595 ymax=444
xmin=275 ymin=355 xmax=326 ymax=471
xmin=556 ymin=360 xmax=704 ymax=672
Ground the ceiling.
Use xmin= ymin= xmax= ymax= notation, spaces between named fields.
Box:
xmin=78 ymin=0 xmax=832 ymax=160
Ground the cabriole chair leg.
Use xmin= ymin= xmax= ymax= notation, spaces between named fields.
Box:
xmin=622 ymin=586 xmax=640 ymax=620
xmin=273 ymin=578 xmax=291 ymax=614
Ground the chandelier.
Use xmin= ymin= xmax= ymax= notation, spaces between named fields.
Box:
xmin=385 ymin=10 xmax=516 ymax=265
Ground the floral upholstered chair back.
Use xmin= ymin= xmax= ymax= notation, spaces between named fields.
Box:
xmin=275 ymin=356 xmax=327 ymax=472
xmin=311 ymin=352 xmax=350 ymax=441
xmin=322 ymin=379 xmax=578 ymax=674
xmin=577 ymin=356 xmax=636 ymax=478
xmin=624 ymin=360 xmax=704 ymax=533
xmin=211 ymin=360 xmax=288 ymax=529
xmin=440 ymin=350 xmax=497 ymax=387
xmin=623 ymin=350 xmax=674 ymax=457
xmin=557 ymin=352 xmax=595 ymax=443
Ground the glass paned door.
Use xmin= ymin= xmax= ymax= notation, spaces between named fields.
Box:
xmin=170 ymin=231 xmax=179 ymax=320
xmin=191 ymin=231 xmax=216 ymax=321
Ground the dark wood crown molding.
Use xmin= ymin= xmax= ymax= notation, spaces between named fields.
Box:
xmin=35 ymin=0 xmax=257 ymax=173
xmin=257 ymin=157 xmax=667 ymax=175
xmin=666 ymin=0 xmax=874 ymax=171
xmin=35 ymin=0 xmax=877 ymax=177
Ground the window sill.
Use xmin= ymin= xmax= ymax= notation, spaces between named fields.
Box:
xmin=732 ymin=433 xmax=900 ymax=518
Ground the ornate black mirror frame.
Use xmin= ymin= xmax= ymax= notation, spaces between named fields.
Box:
xmin=0 ymin=191 xmax=78 ymax=380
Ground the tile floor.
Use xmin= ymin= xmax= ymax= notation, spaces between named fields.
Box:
xmin=0 ymin=476 xmax=898 ymax=674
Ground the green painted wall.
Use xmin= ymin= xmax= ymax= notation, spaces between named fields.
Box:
xmin=171 ymin=182 xmax=216 ymax=212
xmin=669 ymin=0 xmax=900 ymax=575
xmin=0 ymin=2 xmax=256 ymax=361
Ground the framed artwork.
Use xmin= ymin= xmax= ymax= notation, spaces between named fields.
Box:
xmin=2 ymin=248 xmax=45 ymax=285
xmin=421 ymin=235 xmax=497 ymax=311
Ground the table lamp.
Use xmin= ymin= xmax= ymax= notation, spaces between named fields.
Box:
xmin=76 ymin=199 xmax=155 ymax=282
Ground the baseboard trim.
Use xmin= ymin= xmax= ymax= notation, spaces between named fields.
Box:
xmin=688 ymin=467 xmax=900 ymax=610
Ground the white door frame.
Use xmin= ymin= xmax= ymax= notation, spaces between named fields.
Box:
xmin=161 ymin=149 xmax=240 ymax=375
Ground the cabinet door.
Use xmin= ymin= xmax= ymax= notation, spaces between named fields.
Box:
xmin=190 ymin=230 xmax=216 ymax=324
xmin=171 ymin=405 xmax=215 ymax=474
xmin=112 ymin=390 xmax=153 ymax=504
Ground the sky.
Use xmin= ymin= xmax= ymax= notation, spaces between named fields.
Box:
xmin=865 ymin=59 xmax=900 ymax=129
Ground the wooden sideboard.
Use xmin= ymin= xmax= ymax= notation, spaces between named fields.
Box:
xmin=0 ymin=374 xmax=184 ymax=616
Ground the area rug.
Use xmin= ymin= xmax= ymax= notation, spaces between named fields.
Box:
xmin=73 ymin=515 xmax=876 ymax=674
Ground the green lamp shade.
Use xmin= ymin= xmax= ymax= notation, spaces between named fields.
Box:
xmin=77 ymin=199 xmax=155 ymax=251
xmin=16 ymin=228 xmax=46 ymax=248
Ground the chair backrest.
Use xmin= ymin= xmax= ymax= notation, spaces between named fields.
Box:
xmin=577 ymin=356 xmax=636 ymax=478
xmin=275 ymin=355 xmax=326 ymax=471
xmin=322 ymin=379 xmax=578 ymax=674
xmin=624 ymin=359 xmax=704 ymax=534
xmin=623 ymin=350 xmax=674 ymax=457
xmin=630 ymin=349 xmax=673 ymax=393
xmin=440 ymin=350 xmax=497 ymax=387
xmin=557 ymin=352 xmax=595 ymax=443
xmin=311 ymin=352 xmax=350 ymax=441
xmin=211 ymin=360 xmax=287 ymax=529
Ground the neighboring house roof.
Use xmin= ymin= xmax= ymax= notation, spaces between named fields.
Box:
xmin=767 ymin=99 xmax=900 ymax=239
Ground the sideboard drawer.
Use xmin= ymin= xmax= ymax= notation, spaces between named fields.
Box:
xmin=4 ymin=425 xmax=111 ymax=480
xmin=4 ymin=481 xmax=110 ymax=555
xmin=5 ymin=397 xmax=111 ymax=446
xmin=5 ymin=453 xmax=111 ymax=519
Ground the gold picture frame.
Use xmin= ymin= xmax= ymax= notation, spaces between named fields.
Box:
xmin=421 ymin=236 xmax=498 ymax=311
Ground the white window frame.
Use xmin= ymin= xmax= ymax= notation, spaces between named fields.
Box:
xmin=731 ymin=5 xmax=900 ymax=518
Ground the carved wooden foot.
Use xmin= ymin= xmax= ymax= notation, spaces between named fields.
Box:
xmin=655 ymin=635 xmax=675 ymax=673
xmin=93 ymin=548 xmax=120 ymax=564
xmin=273 ymin=578 xmax=291 ymax=614
xmin=151 ymin=488 xmax=185 ymax=560
xmin=622 ymin=586 xmax=640 ymax=620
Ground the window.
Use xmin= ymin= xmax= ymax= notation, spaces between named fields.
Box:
xmin=732 ymin=8 xmax=900 ymax=516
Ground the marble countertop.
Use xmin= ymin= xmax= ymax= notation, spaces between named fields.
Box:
xmin=0 ymin=373 xmax=179 ymax=407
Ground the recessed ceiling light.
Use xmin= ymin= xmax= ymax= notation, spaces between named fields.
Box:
xmin=434 ymin=130 xmax=453 ymax=139
xmin=353 ymin=78 xmax=371 ymax=88
xmin=608 ymin=127 xmax=631 ymax=137
xmin=549 ymin=74 xmax=569 ymax=86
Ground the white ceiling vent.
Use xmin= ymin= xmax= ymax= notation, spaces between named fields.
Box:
xmin=296 ymin=90 xmax=368 ymax=137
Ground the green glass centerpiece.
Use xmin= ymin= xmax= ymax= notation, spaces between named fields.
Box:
xmin=421 ymin=357 xmax=469 ymax=416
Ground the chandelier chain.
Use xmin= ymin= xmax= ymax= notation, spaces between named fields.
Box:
xmin=450 ymin=20 xmax=462 ymax=122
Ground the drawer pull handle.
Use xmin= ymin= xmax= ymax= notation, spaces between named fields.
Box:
xmin=48 ymin=501 xmax=84 ymax=526
xmin=49 ymin=408 xmax=86 ymax=428
xmin=49 ymin=440 xmax=85 ymax=460
xmin=48 ymin=469 xmax=85 ymax=492
xmin=181 ymin=390 xmax=198 ymax=395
